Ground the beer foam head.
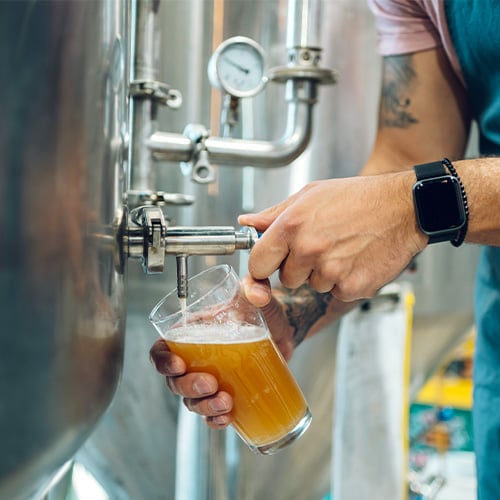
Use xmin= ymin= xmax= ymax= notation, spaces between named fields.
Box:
xmin=168 ymin=323 xmax=268 ymax=343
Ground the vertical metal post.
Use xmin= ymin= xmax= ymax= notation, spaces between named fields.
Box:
xmin=129 ymin=0 xmax=161 ymax=191
xmin=286 ymin=0 xmax=322 ymax=49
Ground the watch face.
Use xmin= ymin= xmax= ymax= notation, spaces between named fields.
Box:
xmin=413 ymin=176 xmax=465 ymax=233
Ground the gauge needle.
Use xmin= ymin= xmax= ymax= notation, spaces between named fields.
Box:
xmin=223 ymin=56 xmax=249 ymax=74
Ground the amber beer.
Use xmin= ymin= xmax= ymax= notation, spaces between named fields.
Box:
xmin=165 ymin=324 xmax=311 ymax=454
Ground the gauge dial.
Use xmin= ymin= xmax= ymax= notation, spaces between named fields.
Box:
xmin=208 ymin=36 xmax=266 ymax=98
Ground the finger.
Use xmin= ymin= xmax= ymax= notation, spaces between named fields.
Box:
xmin=166 ymin=372 xmax=219 ymax=398
xmin=149 ymin=339 xmax=186 ymax=376
xmin=183 ymin=390 xmax=233 ymax=418
xmin=278 ymin=252 xmax=312 ymax=290
xmin=307 ymin=269 xmax=335 ymax=293
xmin=205 ymin=414 xmax=233 ymax=429
xmin=247 ymin=229 xmax=290 ymax=280
xmin=241 ymin=274 xmax=272 ymax=308
xmin=259 ymin=300 xmax=295 ymax=362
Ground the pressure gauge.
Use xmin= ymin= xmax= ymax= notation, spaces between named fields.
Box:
xmin=208 ymin=36 xmax=266 ymax=98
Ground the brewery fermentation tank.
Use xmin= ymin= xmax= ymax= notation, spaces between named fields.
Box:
xmin=0 ymin=1 xmax=129 ymax=498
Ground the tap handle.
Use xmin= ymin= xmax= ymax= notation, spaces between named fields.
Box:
xmin=164 ymin=226 xmax=257 ymax=255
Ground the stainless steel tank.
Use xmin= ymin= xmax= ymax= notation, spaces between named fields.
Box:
xmin=0 ymin=1 xmax=129 ymax=498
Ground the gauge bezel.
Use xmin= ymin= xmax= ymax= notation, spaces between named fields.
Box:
xmin=208 ymin=36 xmax=266 ymax=98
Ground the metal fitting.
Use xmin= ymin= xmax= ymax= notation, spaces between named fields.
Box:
xmin=126 ymin=206 xmax=258 ymax=295
xmin=129 ymin=79 xmax=182 ymax=109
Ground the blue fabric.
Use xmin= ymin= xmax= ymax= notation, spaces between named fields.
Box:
xmin=474 ymin=248 xmax=500 ymax=500
xmin=444 ymin=2 xmax=500 ymax=499
xmin=445 ymin=0 xmax=500 ymax=155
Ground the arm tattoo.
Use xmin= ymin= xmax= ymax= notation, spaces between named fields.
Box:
xmin=379 ymin=54 xmax=419 ymax=129
xmin=277 ymin=284 xmax=333 ymax=348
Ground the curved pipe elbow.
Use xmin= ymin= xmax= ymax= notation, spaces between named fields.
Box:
xmin=205 ymin=100 xmax=314 ymax=167
xmin=147 ymin=97 xmax=314 ymax=168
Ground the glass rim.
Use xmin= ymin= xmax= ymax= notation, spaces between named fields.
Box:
xmin=148 ymin=263 xmax=233 ymax=326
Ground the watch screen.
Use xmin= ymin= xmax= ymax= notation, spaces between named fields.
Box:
xmin=414 ymin=177 xmax=465 ymax=232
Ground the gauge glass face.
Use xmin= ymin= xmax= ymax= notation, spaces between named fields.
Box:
xmin=216 ymin=41 xmax=265 ymax=97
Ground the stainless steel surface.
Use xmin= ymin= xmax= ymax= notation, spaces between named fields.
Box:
xmin=164 ymin=226 xmax=257 ymax=255
xmin=286 ymin=0 xmax=322 ymax=48
xmin=176 ymin=255 xmax=189 ymax=299
xmin=0 ymin=1 xmax=128 ymax=499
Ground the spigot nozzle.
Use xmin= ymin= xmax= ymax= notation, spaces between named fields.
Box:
xmin=176 ymin=255 xmax=188 ymax=299
xmin=170 ymin=226 xmax=258 ymax=299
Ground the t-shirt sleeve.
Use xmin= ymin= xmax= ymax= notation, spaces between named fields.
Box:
xmin=367 ymin=0 xmax=442 ymax=55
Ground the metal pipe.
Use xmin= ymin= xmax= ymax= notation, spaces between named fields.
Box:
xmin=165 ymin=226 xmax=257 ymax=255
xmin=286 ymin=0 xmax=322 ymax=49
xmin=145 ymin=132 xmax=193 ymax=162
xmin=147 ymin=80 xmax=316 ymax=167
xmin=205 ymin=87 xmax=314 ymax=166
xmin=129 ymin=0 xmax=161 ymax=191
xmin=176 ymin=255 xmax=188 ymax=299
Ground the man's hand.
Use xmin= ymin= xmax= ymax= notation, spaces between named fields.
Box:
xmin=239 ymin=172 xmax=427 ymax=301
xmin=149 ymin=337 xmax=234 ymax=429
xmin=149 ymin=274 xmax=297 ymax=428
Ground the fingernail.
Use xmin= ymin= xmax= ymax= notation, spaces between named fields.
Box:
xmin=212 ymin=415 xmax=230 ymax=426
xmin=208 ymin=398 xmax=228 ymax=413
xmin=163 ymin=359 xmax=183 ymax=376
xmin=193 ymin=377 xmax=212 ymax=395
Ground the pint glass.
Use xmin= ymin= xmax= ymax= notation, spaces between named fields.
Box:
xmin=149 ymin=264 xmax=312 ymax=455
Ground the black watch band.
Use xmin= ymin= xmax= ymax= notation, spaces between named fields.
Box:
xmin=412 ymin=160 xmax=467 ymax=244
xmin=414 ymin=160 xmax=447 ymax=181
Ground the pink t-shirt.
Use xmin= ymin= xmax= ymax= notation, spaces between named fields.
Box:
xmin=367 ymin=0 xmax=465 ymax=85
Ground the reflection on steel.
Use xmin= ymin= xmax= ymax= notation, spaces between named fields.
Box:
xmin=287 ymin=0 xmax=322 ymax=48
xmin=0 ymin=1 xmax=128 ymax=498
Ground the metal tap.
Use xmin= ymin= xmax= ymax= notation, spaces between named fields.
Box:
xmin=126 ymin=205 xmax=258 ymax=298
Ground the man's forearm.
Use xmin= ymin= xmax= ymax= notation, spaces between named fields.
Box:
xmin=454 ymin=157 xmax=500 ymax=246
xmin=362 ymin=156 xmax=500 ymax=246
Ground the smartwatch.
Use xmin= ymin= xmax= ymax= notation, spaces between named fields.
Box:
xmin=412 ymin=161 xmax=466 ymax=244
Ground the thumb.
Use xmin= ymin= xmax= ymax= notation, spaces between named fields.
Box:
xmin=242 ymin=274 xmax=272 ymax=308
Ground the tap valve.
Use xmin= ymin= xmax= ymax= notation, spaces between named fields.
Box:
xmin=127 ymin=205 xmax=167 ymax=274
xmin=126 ymin=206 xmax=258 ymax=295
xmin=165 ymin=225 xmax=258 ymax=298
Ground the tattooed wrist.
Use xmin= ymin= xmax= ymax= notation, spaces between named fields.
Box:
xmin=276 ymin=284 xmax=333 ymax=347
